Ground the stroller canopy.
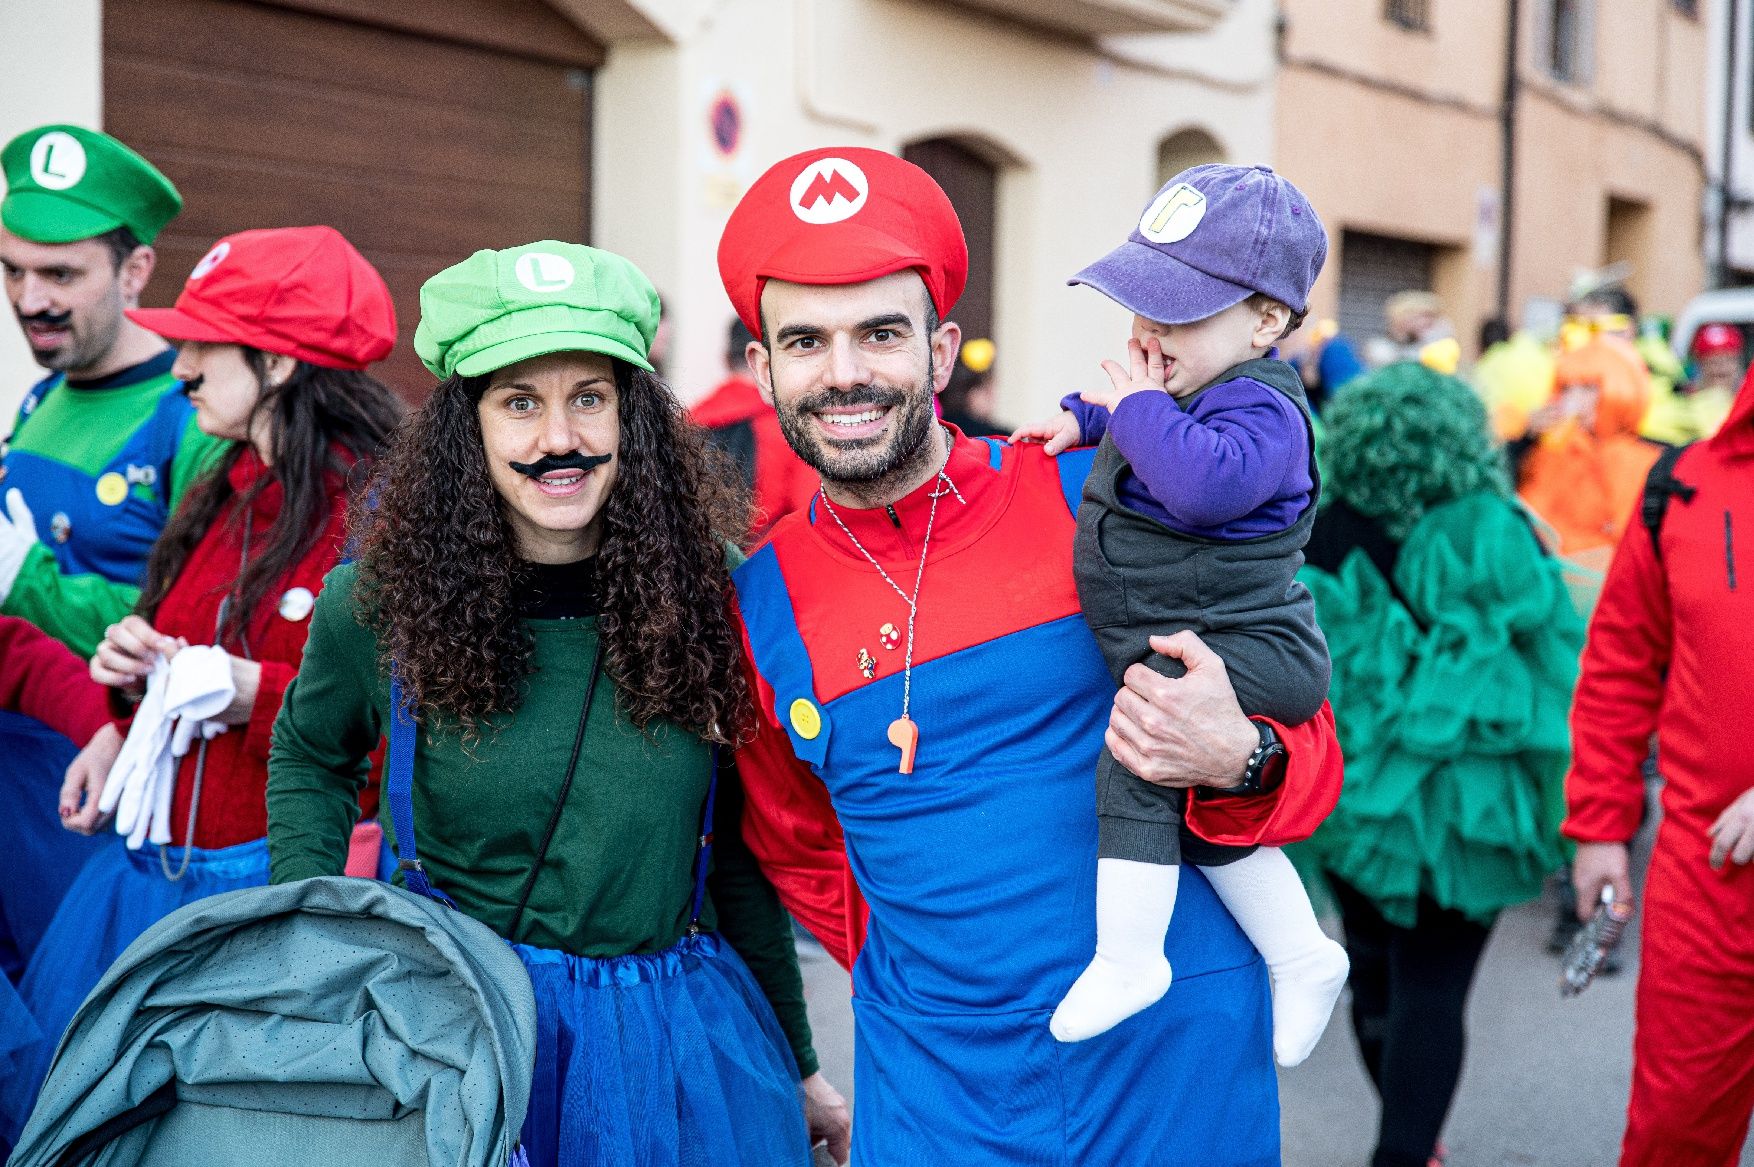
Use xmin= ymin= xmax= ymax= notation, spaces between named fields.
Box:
xmin=10 ymin=876 xmax=535 ymax=1167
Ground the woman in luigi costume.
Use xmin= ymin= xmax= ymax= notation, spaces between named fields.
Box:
xmin=266 ymin=242 xmax=848 ymax=1166
xmin=0 ymin=225 xmax=403 ymax=1143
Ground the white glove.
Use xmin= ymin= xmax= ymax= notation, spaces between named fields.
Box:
xmin=0 ymin=488 xmax=40 ymax=604
xmin=105 ymin=658 xmax=173 ymax=840
xmin=104 ymin=646 xmax=236 ymax=849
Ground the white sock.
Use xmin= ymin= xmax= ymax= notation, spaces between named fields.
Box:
xmin=1200 ymin=847 xmax=1349 ymax=1067
xmin=1049 ymin=858 xmax=1177 ymax=1043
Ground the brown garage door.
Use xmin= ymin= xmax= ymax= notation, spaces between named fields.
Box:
xmin=105 ymin=0 xmax=601 ymax=399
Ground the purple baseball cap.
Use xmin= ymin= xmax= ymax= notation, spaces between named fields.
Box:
xmin=1070 ymin=164 xmax=1328 ymax=325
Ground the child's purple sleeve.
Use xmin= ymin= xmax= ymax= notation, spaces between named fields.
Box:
xmin=1058 ymin=394 xmax=1111 ymax=446
xmin=1105 ymin=380 xmax=1305 ymax=529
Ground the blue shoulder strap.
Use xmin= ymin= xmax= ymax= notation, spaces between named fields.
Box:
xmin=979 ymin=436 xmax=1005 ymax=470
xmin=732 ymin=544 xmax=831 ymax=767
xmin=7 ymin=372 xmax=61 ymax=444
xmin=687 ymin=750 xmax=718 ymax=929
xmin=1056 ymin=445 xmax=1097 ymax=514
xmin=386 ymin=668 xmax=456 ymax=908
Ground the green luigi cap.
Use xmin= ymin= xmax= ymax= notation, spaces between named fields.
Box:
xmin=1 ymin=125 xmax=182 ymax=245
xmin=414 ymin=241 xmax=660 ymax=380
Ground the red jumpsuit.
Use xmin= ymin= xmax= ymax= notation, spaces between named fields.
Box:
xmin=1564 ymin=369 xmax=1754 ymax=1166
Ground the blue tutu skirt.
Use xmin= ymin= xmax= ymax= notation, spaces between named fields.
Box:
xmin=0 ymin=836 xmax=269 ymax=1141
xmin=0 ymin=712 xmax=108 ymax=981
xmin=515 ymin=930 xmax=810 ymax=1167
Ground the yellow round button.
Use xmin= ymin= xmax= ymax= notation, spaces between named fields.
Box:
xmin=788 ymin=698 xmax=822 ymax=740
xmin=95 ymin=472 xmax=128 ymax=507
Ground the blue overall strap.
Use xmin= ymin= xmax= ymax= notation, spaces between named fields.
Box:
xmin=687 ymin=747 xmax=720 ymax=929
xmin=1056 ymin=445 xmax=1097 ymax=514
xmin=13 ymin=373 xmax=57 ymax=428
xmin=979 ymin=436 xmax=1005 ymax=470
xmin=387 ymin=666 xmax=455 ymax=907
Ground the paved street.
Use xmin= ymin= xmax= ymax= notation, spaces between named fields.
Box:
xmin=796 ymin=797 xmax=1754 ymax=1164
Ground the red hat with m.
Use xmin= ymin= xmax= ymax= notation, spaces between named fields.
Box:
xmin=717 ymin=147 xmax=968 ymax=339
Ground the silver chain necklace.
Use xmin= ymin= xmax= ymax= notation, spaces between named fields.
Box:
xmin=817 ymin=427 xmax=963 ymax=773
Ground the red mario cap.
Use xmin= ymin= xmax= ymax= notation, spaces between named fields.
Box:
xmin=718 ymin=147 xmax=968 ymax=338
xmin=1693 ymin=322 xmax=1743 ymax=358
xmin=128 ymin=226 xmax=396 ymax=370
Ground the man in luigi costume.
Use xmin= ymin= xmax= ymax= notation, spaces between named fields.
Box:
xmin=0 ymin=125 xmax=222 ymax=983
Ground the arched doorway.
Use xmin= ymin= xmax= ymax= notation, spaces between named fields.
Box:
xmin=1155 ymin=127 xmax=1225 ymax=188
xmin=902 ymin=137 xmax=1000 ymax=347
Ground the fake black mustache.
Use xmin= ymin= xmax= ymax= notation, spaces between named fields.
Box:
xmin=509 ymin=451 xmax=613 ymax=479
xmin=180 ymin=375 xmax=205 ymax=395
xmin=17 ymin=310 xmax=71 ymax=328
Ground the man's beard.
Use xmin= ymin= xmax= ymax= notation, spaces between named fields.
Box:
xmin=775 ymin=364 xmax=938 ymax=491
xmin=18 ymin=288 xmax=124 ymax=375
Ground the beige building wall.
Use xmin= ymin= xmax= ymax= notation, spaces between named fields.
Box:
xmin=0 ymin=1 xmax=104 ymax=420
xmin=0 ymin=0 xmax=1277 ymax=424
xmin=1276 ymin=0 xmax=1708 ymax=358
xmin=594 ymin=0 xmax=1281 ymax=420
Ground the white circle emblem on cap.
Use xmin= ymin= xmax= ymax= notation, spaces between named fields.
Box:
xmin=29 ymin=132 xmax=87 ymax=191
xmin=1139 ymin=183 xmax=1207 ymax=244
xmin=190 ymin=241 xmax=231 ymax=280
xmin=515 ymin=252 xmax=576 ymax=293
xmin=789 ymin=157 xmax=869 ymax=225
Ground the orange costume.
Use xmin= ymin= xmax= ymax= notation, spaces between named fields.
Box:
xmin=1518 ymin=337 xmax=1663 ymax=558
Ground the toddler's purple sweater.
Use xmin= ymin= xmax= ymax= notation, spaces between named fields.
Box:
xmin=1061 ymin=373 xmax=1313 ymax=540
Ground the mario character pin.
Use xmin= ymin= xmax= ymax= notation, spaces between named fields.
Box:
xmin=857 ymin=648 xmax=877 ymax=680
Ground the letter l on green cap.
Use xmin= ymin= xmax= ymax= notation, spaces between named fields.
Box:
xmin=1 ymin=124 xmax=182 ymax=245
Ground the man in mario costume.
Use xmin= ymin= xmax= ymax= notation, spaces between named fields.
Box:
xmin=720 ymin=146 xmax=1343 ymax=1165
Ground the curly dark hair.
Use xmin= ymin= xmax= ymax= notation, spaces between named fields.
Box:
xmin=352 ymin=361 xmax=751 ymax=743
xmin=1318 ymin=361 xmax=1510 ymax=542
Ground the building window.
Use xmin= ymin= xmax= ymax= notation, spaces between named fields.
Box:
xmin=1542 ymin=0 xmax=1593 ymax=84
xmin=1384 ymin=0 xmax=1430 ymax=31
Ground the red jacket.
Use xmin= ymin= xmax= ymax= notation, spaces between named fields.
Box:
xmin=690 ymin=377 xmax=819 ymax=540
xmin=0 ymin=616 xmax=108 ymax=744
xmin=132 ymin=449 xmax=360 ymax=848
xmin=1564 ymin=367 xmax=1754 ymax=845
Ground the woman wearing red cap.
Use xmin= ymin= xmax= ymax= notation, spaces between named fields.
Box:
xmin=0 ymin=226 xmax=402 ymax=1137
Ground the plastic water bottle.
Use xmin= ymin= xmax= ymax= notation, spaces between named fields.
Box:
xmin=1559 ymin=885 xmax=1635 ymax=998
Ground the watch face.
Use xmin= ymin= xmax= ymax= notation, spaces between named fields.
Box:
xmin=1259 ymin=744 xmax=1289 ymax=793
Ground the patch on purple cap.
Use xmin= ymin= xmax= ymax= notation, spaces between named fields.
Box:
xmin=1138 ymin=183 xmax=1208 ymax=245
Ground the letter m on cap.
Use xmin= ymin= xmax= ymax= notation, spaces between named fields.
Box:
xmin=789 ymin=157 xmax=870 ymax=225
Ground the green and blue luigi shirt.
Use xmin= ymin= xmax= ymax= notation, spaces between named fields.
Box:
xmin=1 ymin=351 xmax=222 ymax=656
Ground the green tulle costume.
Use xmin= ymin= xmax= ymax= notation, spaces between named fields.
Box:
xmin=1299 ymin=491 xmax=1584 ymax=928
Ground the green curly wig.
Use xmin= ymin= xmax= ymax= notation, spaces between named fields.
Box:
xmin=1319 ymin=361 xmax=1510 ymax=542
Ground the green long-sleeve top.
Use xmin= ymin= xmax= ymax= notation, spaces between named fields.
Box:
xmin=267 ymin=561 xmax=818 ymax=1076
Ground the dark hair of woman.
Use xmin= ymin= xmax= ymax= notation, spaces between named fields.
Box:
xmin=137 ymin=352 xmax=405 ymax=647
xmin=352 ymin=361 xmax=752 ymax=744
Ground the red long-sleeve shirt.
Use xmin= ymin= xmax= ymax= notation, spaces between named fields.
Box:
xmin=0 ymin=615 xmax=108 ymax=745
xmin=129 ymin=449 xmax=360 ymax=848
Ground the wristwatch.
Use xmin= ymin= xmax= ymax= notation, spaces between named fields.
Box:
xmin=1197 ymin=719 xmax=1287 ymax=800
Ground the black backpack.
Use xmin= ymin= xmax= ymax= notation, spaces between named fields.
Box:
xmin=1640 ymin=444 xmax=1696 ymax=562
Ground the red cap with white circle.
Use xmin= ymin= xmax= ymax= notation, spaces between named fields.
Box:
xmin=717 ymin=147 xmax=968 ymax=339
xmin=1692 ymin=322 xmax=1743 ymax=359
xmin=128 ymin=225 xmax=396 ymax=370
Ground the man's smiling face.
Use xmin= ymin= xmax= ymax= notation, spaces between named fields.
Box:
xmin=748 ymin=270 xmax=958 ymax=496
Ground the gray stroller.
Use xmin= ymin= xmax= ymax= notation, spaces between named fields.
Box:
xmin=8 ymin=876 xmax=535 ymax=1167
